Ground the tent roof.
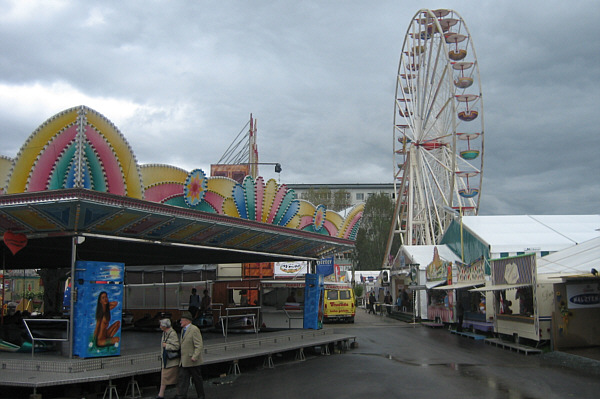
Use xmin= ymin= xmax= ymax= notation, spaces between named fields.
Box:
xmin=537 ymin=236 xmax=600 ymax=277
xmin=400 ymin=245 xmax=462 ymax=270
xmin=460 ymin=215 xmax=600 ymax=254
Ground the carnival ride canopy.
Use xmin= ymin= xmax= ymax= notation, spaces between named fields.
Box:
xmin=0 ymin=106 xmax=364 ymax=269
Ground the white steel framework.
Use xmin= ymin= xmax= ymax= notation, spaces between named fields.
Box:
xmin=388 ymin=9 xmax=485 ymax=253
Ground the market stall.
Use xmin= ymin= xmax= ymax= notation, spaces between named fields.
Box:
xmin=470 ymin=254 xmax=543 ymax=342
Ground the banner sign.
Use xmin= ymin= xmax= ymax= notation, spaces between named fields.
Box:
xmin=566 ymin=283 xmax=600 ymax=309
xmin=491 ymin=254 xmax=535 ymax=285
xmin=274 ymin=261 xmax=307 ymax=278
xmin=456 ymin=258 xmax=486 ymax=282
xmin=425 ymin=247 xmax=450 ymax=281
xmin=316 ymin=256 xmax=334 ymax=277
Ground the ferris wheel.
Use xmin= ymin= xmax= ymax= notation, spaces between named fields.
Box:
xmin=391 ymin=9 xmax=484 ymax=247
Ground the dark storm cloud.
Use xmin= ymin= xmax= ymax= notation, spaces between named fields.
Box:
xmin=0 ymin=1 xmax=598 ymax=215
xmin=473 ymin=2 xmax=600 ymax=215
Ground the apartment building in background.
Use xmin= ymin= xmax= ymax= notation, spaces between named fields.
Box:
xmin=287 ymin=183 xmax=394 ymax=208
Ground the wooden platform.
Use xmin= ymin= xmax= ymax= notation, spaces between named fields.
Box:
xmin=0 ymin=328 xmax=356 ymax=392
xmin=388 ymin=311 xmax=417 ymax=323
xmin=462 ymin=320 xmax=494 ymax=333
xmin=422 ymin=322 xmax=444 ymax=329
xmin=450 ymin=329 xmax=486 ymax=340
xmin=484 ymin=338 xmax=542 ymax=355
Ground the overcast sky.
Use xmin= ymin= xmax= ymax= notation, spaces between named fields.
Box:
xmin=1 ymin=0 xmax=598 ymax=216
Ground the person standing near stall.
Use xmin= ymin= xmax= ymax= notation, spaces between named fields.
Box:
xmin=188 ymin=288 xmax=201 ymax=319
xmin=175 ymin=311 xmax=205 ymax=399
xmin=200 ymin=289 xmax=211 ymax=313
xmin=368 ymin=291 xmax=376 ymax=314
xmin=384 ymin=291 xmax=393 ymax=314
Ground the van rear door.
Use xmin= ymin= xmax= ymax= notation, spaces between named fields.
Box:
xmin=324 ymin=288 xmax=355 ymax=323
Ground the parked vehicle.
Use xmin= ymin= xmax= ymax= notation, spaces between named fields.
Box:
xmin=323 ymin=283 xmax=355 ymax=323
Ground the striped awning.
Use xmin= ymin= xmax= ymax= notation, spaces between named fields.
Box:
xmin=470 ymin=283 xmax=531 ymax=292
xmin=425 ymin=280 xmax=446 ymax=289
xmin=432 ymin=281 xmax=485 ymax=290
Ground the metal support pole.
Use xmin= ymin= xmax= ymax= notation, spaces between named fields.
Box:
xmin=124 ymin=375 xmax=142 ymax=398
xmin=1 ymin=251 xmax=5 ymax=326
xmin=68 ymin=236 xmax=77 ymax=359
xmin=263 ymin=354 xmax=274 ymax=369
xmin=229 ymin=359 xmax=241 ymax=375
xmin=295 ymin=347 xmax=306 ymax=361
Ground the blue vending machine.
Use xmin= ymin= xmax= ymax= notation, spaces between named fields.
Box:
xmin=73 ymin=260 xmax=124 ymax=358
xmin=303 ymin=273 xmax=324 ymax=330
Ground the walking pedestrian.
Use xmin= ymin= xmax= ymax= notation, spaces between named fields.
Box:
xmin=175 ymin=311 xmax=205 ymax=399
xmin=368 ymin=291 xmax=376 ymax=314
xmin=157 ymin=318 xmax=179 ymax=399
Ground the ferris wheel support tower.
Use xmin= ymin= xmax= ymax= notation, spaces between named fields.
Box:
xmin=383 ymin=8 xmax=485 ymax=267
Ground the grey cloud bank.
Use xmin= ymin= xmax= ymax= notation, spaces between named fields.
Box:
xmin=0 ymin=0 xmax=598 ymax=215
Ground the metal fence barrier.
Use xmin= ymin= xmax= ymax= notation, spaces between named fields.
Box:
xmin=23 ymin=318 xmax=70 ymax=358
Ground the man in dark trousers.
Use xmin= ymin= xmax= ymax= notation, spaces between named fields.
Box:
xmin=175 ymin=311 xmax=205 ymax=399
xmin=368 ymin=291 xmax=376 ymax=314
xmin=188 ymin=288 xmax=201 ymax=319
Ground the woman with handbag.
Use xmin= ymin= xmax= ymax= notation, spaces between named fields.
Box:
xmin=158 ymin=318 xmax=180 ymax=399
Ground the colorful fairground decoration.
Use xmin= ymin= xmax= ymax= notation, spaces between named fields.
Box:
xmin=0 ymin=106 xmax=363 ymax=240
xmin=425 ymin=247 xmax=452 ymax=282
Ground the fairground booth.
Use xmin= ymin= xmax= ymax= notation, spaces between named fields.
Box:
xmin=536 ymin=237 xmax=600 ymax=350
xmin=0 ymin=105 xmax=363 ymax=358
xmin=390 ymin=215 xmax=599 ymax=344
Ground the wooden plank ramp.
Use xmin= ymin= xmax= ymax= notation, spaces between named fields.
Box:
xmin=422 ymin=322 xmax=444 ymax=328
xmin=484 ymin=338 xmax=542 ymax=355
xmin=450 ymin=329 xmax=486 ymax=340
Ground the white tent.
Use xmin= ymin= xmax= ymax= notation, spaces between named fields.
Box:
xmin=400 ymin=244 xmax=462 ymax=270
xmin=356 ymin=270 xmax=382 ymax=283
xmin=537 ymin=236 xmax=600 ymax=280
xmin=399 ymin=245 xmax=462 ymax=320
xmin=460 ymin=215 xmax=600 ymax=255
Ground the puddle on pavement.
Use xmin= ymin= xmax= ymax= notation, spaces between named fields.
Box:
xmin=354 ymin=352 xmax=537 ymax=399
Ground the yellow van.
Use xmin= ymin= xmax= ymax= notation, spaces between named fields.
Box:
xmin=323 ymin=283 xmax=355 ymax=323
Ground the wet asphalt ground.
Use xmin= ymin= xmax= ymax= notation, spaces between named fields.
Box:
xmin=137 ymin=309 xmax=600 ymax=399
